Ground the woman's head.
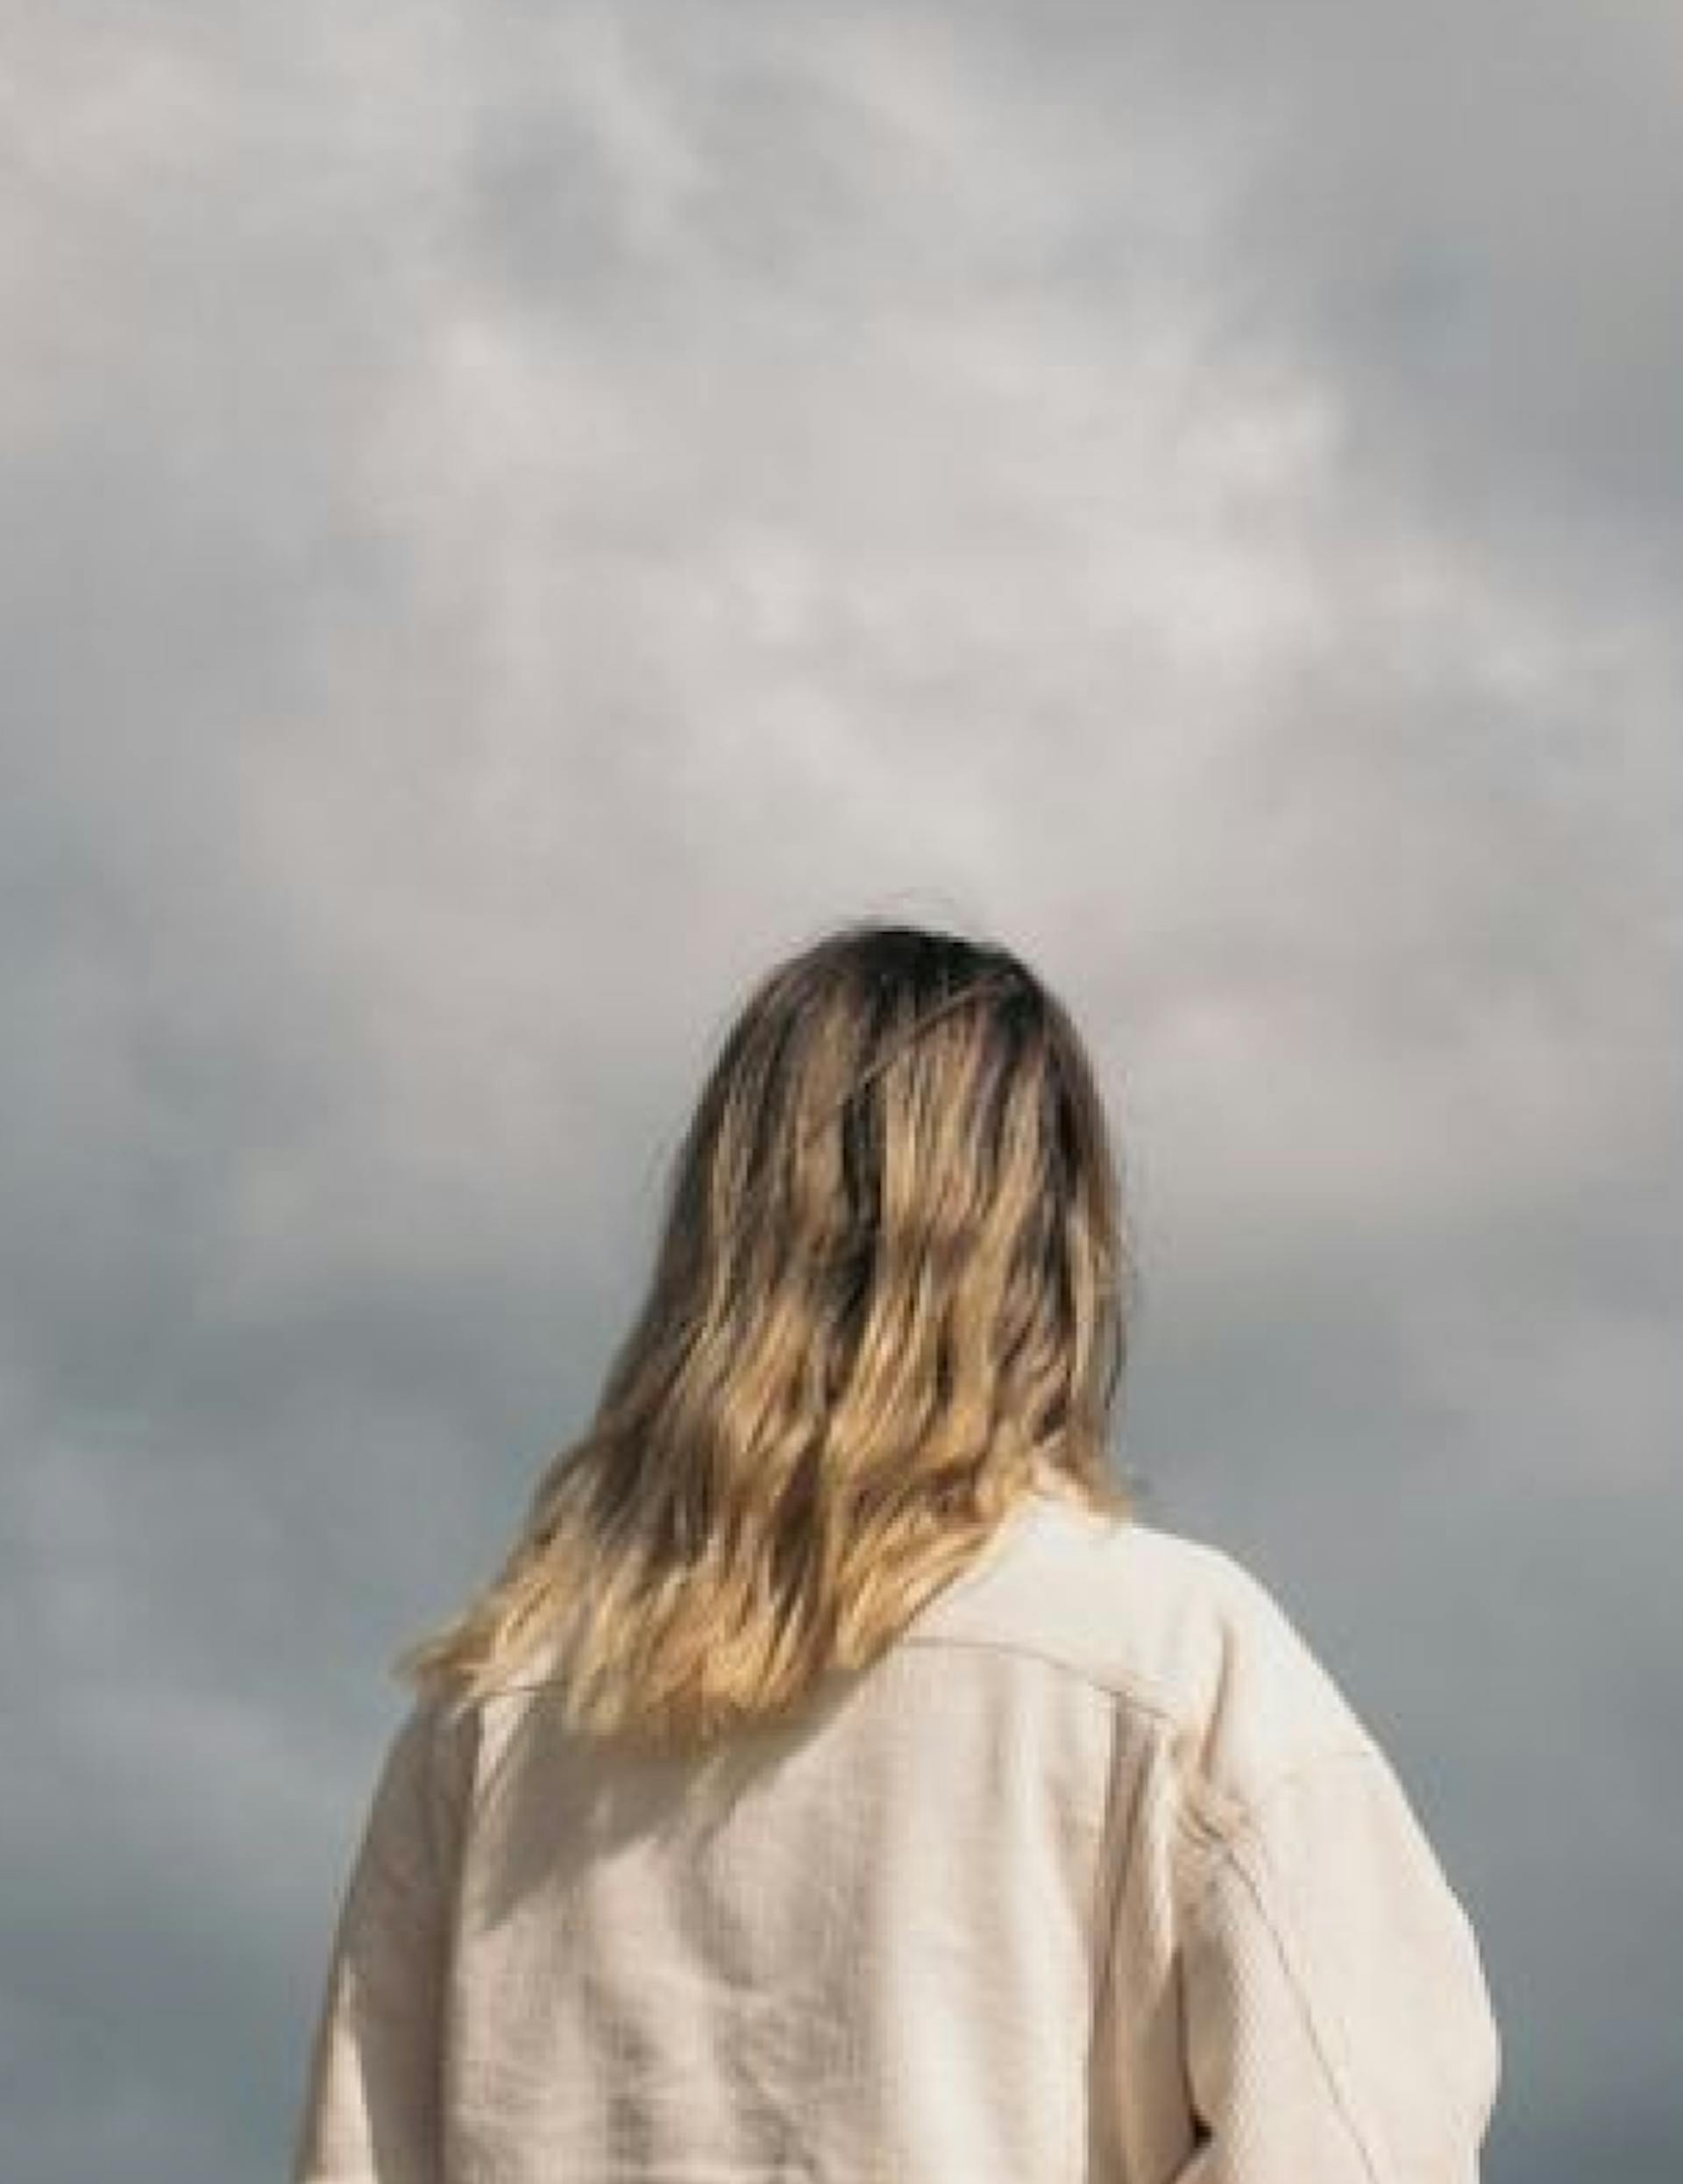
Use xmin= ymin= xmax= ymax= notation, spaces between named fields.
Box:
xmin=397 ymin=917 xmax=1138 ymax=1753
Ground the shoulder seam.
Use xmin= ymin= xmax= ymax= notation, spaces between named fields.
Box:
xmin=897 ymin=1627 xmax=1184 ymax=1724
xmin=1178 ymin=1742 xmax=1383 ymax=1919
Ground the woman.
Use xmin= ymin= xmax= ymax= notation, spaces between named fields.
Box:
xmin=292 ymin=918 xmax=1502 ymax=2182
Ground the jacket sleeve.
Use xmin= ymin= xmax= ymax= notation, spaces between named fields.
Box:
xmin=1172 ymin=1743 xmax=1502 ymax=2184
xmin=290 ymin=1693 xmax=475 ymax=2184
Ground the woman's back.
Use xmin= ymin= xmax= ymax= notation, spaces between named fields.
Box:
xmin=292 ymin=1485 xmax=1500 ymax=2182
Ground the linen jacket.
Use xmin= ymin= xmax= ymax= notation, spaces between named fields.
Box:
xmin=291 ymin=1485 xmax=1502 ymax=2183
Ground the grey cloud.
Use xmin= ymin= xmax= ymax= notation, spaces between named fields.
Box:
xmin=4 ymin=5 xmax=1679 ymax=2181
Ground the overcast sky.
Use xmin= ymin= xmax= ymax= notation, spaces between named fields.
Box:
xmin=4 ymin=5 xmax=1680 ymax=2180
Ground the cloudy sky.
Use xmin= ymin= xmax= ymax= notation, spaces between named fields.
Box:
xmin=5 ymin=4 xmax=1680 ymax=2178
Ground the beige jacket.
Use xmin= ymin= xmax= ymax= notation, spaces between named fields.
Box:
xmin=293 ymin=1485 xmax=1502 ymax=2182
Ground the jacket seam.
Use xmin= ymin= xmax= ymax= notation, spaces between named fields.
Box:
xmin=1176 ymin=1744 xmax=1382 ymax=1919
xmin=1087 ymin=1697 xmax=1154 ymax=2045
xmin=1084 ymin=1693 xmax=1175 ymax=2184
xmin=898 ymin=1627 xmax=1186 ymax=1725
xmin=899 ymin=1632 xmax=1381 ymax=1875
xmin=1190 ymin=1764 xmax=1391 ymax=2184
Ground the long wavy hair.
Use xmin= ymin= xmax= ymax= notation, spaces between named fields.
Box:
xmin=394 ymin=918 xmax=1140 ymax=1755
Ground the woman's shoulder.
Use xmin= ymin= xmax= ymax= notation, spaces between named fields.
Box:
xmin=929 ymin=1494 xmax=1381 ymax=1830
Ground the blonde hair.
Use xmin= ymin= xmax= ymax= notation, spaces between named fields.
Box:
xmin=395 ymin=918 xmax=1139 ymax=1755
